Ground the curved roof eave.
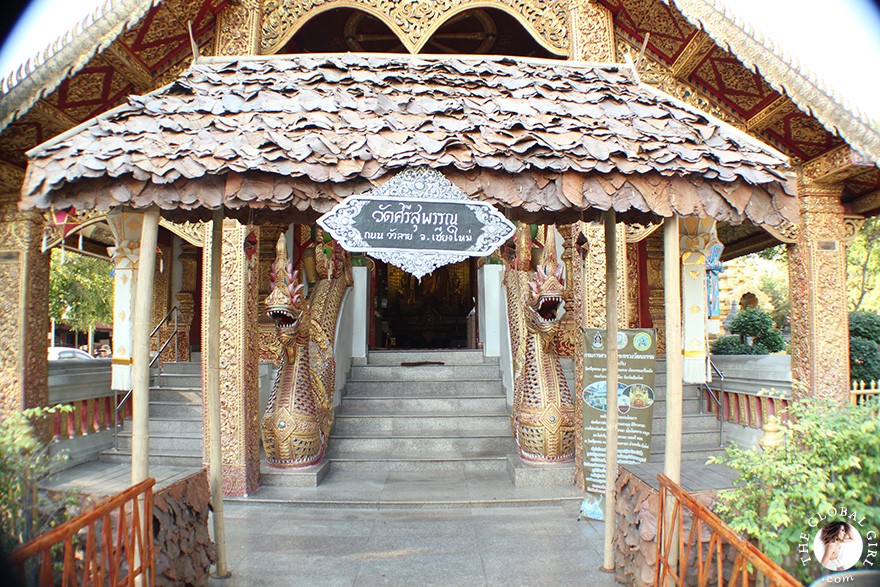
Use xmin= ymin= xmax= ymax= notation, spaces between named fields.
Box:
xmin=671 ymin=0 xmax=880 ymax=166
xmin=0 ymin=0 xmax=160 ymax=134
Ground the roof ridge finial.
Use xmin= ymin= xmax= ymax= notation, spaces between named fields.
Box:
xmin=188 ymin=21 xmax=200 ymax=65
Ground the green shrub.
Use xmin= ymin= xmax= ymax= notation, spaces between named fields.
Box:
xmin=730 ymin=308 xmax=775 ymax=339
xmin=759 ymin=328 xmax=785 ymax=353
xmin=0 ymin=405 xmax=71 ymax=553
xmin=850 ymin=335 xmax=880 ymax=383
xmin=850 ymin=311 xmax=880 ymax=344
xmin=710 ymin=398 xmax=880 ymax=582
xmin=710 ymin=335 xmax=753 ymax=355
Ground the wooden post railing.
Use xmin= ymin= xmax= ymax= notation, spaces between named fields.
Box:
xmin=8 ymin=478 xmax=156 ymax=587
xmin=851 ymin=379 xmax=880 ymax=406
xmin=655 ymin=474 xmax=799 ymax=587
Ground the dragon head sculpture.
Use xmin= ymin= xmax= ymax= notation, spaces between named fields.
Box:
xmin=265 ymin=235 xmax=306 ymax=348
xmin=526 ymin=227 xmax=565 ymax=345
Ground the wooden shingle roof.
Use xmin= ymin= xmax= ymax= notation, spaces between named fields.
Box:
xmin=21 ymin=53 xmax=796 ymax=225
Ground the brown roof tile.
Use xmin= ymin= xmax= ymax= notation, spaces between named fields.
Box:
xmin=21 ymin=53 xmax=796 ymax=226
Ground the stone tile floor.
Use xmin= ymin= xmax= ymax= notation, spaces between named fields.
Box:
xmin=209 ymin=500 xmax=621 ymax=587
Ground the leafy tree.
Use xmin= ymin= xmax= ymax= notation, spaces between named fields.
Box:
xmin=49 ymin=249 xmax=113 ymax=335
xmin=760 ymin=273 xmax=789 ymax=331
xmin=847 ymin=217 xmax=880 ymax=313
xmin=0 ymin=406 xmax=72 ymax=553
xmin=850 ymin=336 xmax=880 ymax=383
xmin=849 ymin=310 xmax=880 ymax=344
xmin=712 ymin=308 xmax=786 ymax=355
xmin=710 ymin=398 xmax=880 ymax=582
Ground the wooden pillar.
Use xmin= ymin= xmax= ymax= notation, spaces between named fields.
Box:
xmin=207 ymin=209 xmax=230 ymax=578
xmin=0 ymin=205 xmax=49 ymax=423
xmin=679 ymin=218 xmax=720 ymax=384
xmin=131 ymin=208 xmax=159 ymax=485
xmin=107 ymin=211 xmax=144 ymax=391
xmin=663 ymin=216 xmax=682 ymax=484
xmin=602 ymin=211 xmax=619 ymax=571
xmin=788 ymin=178 xmax=850 ymax=403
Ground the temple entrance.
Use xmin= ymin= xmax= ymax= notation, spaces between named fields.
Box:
xmin=370 ymin=260 xmax=477 ymax=349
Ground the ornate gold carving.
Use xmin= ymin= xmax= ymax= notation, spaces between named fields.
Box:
xmin=99 ymin=44 xmax=153 ymax=93
xmin=762 ymin=221 xmax=799 ymax=244
xmin=0 ymin=207 xmax=49 ymax=422
xmin=788 ymin=178 xmax=849 ymax=403
xmin=506 ymin=225 xmax=575 ymax=462
xmin=261 ymin=0 xmax=570 ymax=56
xmin=618 ymin=40 xmax=746 ymax=131
xmin=625 ymin=222 xmax=663 ymax=244
xmin=801 ymin=145 xmax=874 ymax=184
xmin=626 ymin=242 xmax=640 ymax=328
xmin=202 ymin=220 xmax=261 ymax=496
xmin=747 ymin=95 xmax=795 ymax=132
xmin=842 ymin=215 xmax=866 ymax=247
xmin=670 ymin=31 xmax=714 ymax=79
xmin=150 ymin=244 xmax=171 ymax=358
xmin=645 ymin=232 xmax=665 ymax=356
xmin=158 ymin=219 xmax=205 ymax=247
xmin=216 ymin=0 xmax=263 ymax=56
xmin=0 ymin=160 xmax=25 ymax=192
xmin=262 ymin=235 xmax=351 ymax=467
xmin=568 ymin=0 xmax=615 ymax=62
xmin=580 ymin=222 xmax=627 ymax=329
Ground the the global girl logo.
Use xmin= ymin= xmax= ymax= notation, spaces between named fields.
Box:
xmin=797 ymin=506 xmax=877 ymax=581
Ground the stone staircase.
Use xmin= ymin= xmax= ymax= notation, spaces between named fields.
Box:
xmin=100 ymin=361 xmax=203 ymax=468
xmin=649 ymin=363 xmax=725 ymax=463
xmin=327 ymin=350 xmax=513 ymax=472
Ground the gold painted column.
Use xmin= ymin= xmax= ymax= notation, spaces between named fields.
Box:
xmin=107 ymin=210 xmax=144 ymax=392
xmin=581 ymin=223 xmax=628 ymax=329
xmin=788 ymin=179 xmax=850 ymax=403
xmin=201 ymin=220 xmax=261 ymax=496
xmin=215 ymin=0 xmax=262 ymax=56
xmin=0 ymin=205 xmax=49 ymax=420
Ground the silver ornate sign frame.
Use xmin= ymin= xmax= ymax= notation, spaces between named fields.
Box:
xmin=318 ymin=168 xmax=515 ymax=278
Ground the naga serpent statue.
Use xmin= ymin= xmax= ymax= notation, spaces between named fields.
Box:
xmin=261 ymin=233 xmax=352 ymax=468
xmin=505 ymin=223 xmax=576 ymax=462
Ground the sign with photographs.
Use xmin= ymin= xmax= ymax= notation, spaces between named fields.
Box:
xmin=580 ymin=328 xmax=657 ymax=519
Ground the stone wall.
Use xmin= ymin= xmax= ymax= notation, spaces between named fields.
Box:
xmin=613 ymin=467 xmax=736 ymax=586
xmin=153 ymin=469 xmax=215 ymax=586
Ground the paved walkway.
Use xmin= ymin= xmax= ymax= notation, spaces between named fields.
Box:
xmin=210 ymin=500 xmax=620 ymax=587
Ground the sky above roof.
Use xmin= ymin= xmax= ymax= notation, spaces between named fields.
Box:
xmin=1 ymin=0 xmax=879 ymax=124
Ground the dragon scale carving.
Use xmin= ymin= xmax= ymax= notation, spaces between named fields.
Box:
xmin=505 ymin=224 xmax=576 ymax=462
xmin=261 ymin=234 xmax=351 ymax=467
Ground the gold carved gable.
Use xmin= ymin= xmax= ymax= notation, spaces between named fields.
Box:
xmin=261 ymin=0 xmax=570 ymax=55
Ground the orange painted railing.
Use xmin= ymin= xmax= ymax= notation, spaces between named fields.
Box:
xmin=654 ymin=474 xmax=798 ymax=587
xmin=52 ymin=394 xmax=131 ymax=442
xmin=9 ymin=478 xmax=155 ymax=587
xmin=851 ymin=380 xmax=880 ymax=406
xmin=703 ymin=387 xmax=789 ymax=429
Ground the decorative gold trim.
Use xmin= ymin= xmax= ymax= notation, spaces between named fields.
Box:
xmin=159 ymin=219 xmax=206 ymax=247
xmin=761 ymin=221 xmax=798 ymax=244
xmin=746 ymin=95 xmax=794 ymax=132
xmin=261 ymin=0 xmax=569 ymax=57
xmin=670 ymin=31 xmax=714 ymax=79
xmin=625 ymin=221 xmax=663 ymax=244
xmin=801 ymin=145 xmax=874 ymax=184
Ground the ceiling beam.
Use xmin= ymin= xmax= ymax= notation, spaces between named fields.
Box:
xmin=670 ymin=31 xmax=715 ymax=79
xmin=0 ymin=160 xmax=25 ymax=193
xmin=801 ymin=144 xmax=875 ymax=184
xmin=100 ymin=42 xmax=153 ymax=93
xmin=31 ymin=99 xmax=78 ymax=134
xmin=746 ymin=95 xmax=795 ymax=132
xmin=850 ymin=189 xmax=880 ymax=216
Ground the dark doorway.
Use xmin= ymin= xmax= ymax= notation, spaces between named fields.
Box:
xmin=371 ymin=260 xmax=477 ymax=349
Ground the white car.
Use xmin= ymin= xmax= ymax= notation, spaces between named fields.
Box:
xmin=48 ymin=347 xmax=96 ymax=360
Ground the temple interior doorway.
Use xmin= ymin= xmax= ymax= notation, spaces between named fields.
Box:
xmin=370 ymin=259 xmax=477 ymax=350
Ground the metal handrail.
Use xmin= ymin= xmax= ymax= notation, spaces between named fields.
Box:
xmin=114 ymin=306 xmax=182 ymax=450
xmin=700 ymin=358 xmax=724 ymax=447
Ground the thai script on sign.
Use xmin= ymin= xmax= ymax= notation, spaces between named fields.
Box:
xmin=371 ymin=203 xmax=458 ymax=230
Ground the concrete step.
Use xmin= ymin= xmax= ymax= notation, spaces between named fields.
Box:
xmin=115 ymin=431 xmax=202 ymax=454
xmin=329 ymin=434 xmax=512 ymax=454
xmin=151 ymin=373 xmax=202 ymax=388
xmin=651 ymin=414 xmax=721 ymax=435
xmin=155 ymin=361 xmax=201 ymax=375
xmin=326 ymin=451 xmax=511 ymax=472
xmin=365 ymin=350 xmax=498 ymax=366
xmin=344 ymin=379 xmax=504 ymax=396
xmin=650 ymin=430 xmax=723 ymax=454
xmin=149 ymin=401 xmax=202 ymax=418
xmin=651 ymin=397 xmax=705 ymax=415
xmin=148 ymin=388 xmax=202 ymax=403
xmin=99 ymin=450 xmax=203 ymax=468
xmin=340 ymin=396 xmax=509 ymax=413
xmin=332 ymin=413 xmax=511 ymax=435
xmin=121 ymin=418 xmax=203 ymax=434
xmin=349 ymin=364 xmax=500 ymax=382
